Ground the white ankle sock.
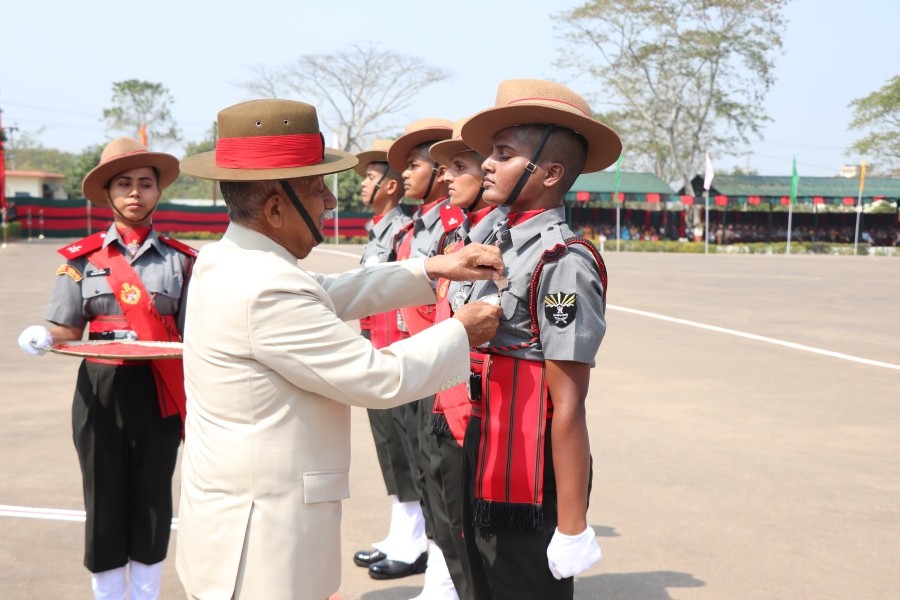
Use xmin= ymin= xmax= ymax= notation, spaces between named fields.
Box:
xmin=90 ymin=566 xmax=126 ymax=600
xmin=410 ymin=541 xmax=459 ymax=600
xmin=129 ymin=560 xmax=164 ymax=600
xmin=373 ymin=499 xmax=428 ymax=563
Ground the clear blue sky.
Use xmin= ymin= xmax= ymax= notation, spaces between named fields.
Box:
xmin=2 ymin=0 xmax=898 ymax=178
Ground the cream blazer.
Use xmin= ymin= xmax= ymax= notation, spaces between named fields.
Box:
xmin=176 ymin=224 xmax=469 ymax=600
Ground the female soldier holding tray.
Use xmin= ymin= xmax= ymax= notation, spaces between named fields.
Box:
xmin=17 ymin=137 xmax=196 ymax=600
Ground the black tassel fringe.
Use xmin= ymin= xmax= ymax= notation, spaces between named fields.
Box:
xmin=473 ymin=499 xmax=544 ymax=538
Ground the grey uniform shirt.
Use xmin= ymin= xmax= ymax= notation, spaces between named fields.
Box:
xmin=406 ymin=198 xmax=456 ymax=261
xmin=359 ymin=206 xmax=412 ymax=267
xmin=460 ymin=207 xmax=606 ymax=364
xmin=45 ymin=224 xmax=191 ymax=334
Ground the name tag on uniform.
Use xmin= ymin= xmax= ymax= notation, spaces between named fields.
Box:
xmin=86 ymin=268 xmax=111 ymax=278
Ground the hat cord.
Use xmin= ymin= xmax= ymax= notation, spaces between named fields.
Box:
xmin=279 ymin=180 xmax=325 ymax=245
xmin=367 ymin=163 xmax=391 ymax=205
xmin=502 ymin=125 xmax=555 ymax=208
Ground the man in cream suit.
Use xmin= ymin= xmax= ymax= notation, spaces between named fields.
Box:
xmin=175 ymin=99 xmax=503 ymax=600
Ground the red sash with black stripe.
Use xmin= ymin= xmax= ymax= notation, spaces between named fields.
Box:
xmin=472 ymin=353 xmax=550 ymax=532
xmin=87 ymin=245 xmax=186 ymax=422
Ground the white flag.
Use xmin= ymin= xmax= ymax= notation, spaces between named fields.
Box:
xmin=703 ymin=151 xmax=714 ymax=191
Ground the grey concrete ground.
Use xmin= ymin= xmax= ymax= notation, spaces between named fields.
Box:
xmin=1 ymin=238 xmax=898 ymax=599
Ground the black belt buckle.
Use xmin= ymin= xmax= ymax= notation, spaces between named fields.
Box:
xmin=468 ymin=373 xmax=482 ymax=402
xmin=89 ymin=330 xmax=139 ymax=341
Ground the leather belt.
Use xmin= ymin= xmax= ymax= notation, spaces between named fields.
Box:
xmin=89 ymin=330 xmax=139 ymax=341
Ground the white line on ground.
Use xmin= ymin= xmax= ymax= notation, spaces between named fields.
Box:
xmin=608 ymin=304 xmax=900 ymax=371
xmin=0 ymin=505 xmax=178 ymax=528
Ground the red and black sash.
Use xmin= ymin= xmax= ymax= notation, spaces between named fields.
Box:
xmin=470 ymin=236 xmax=607 ymax=533
xmin=86 ymin=244 xmax=187 ymax=422
xmin=471 ymin=352 xmax=552 ymax=533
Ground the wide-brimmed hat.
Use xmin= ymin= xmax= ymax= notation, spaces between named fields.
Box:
xmin=460 ymin=79 xmax=621 ymax=173
xmin=82 ymin=137 xmax=180 ymax=206
xmin=354 ymin=139 xmax=394 ymax=176
xmin=429 ymin=117 xmax=483 ymax=167
xmin=180 ymin=99 xmax=357 ymax=181
xmin=386 ymin=118 xmax=453 ymax=172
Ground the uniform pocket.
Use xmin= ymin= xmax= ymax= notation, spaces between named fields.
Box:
xmin=302 ymin=470 xmax=350 ymax=504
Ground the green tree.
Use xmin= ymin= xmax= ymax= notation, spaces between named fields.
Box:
xmin=241 ymin=43 xmax=449 ymax=152
xmin=64 ymin=144 xmax=105 ymax=199
xmin=102 ymin=79 xmax=181 ymax=148
xmin=556 ymin=0 xmax=788 ymax=194
xmin=7 ymin=130 xmax=72 ymax=175
xmin=166 ymin=123 xmax=219 ymax=201
xmin=847 ymin=75 xmax=900 ymax=175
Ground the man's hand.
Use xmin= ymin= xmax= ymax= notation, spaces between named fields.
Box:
xmin=425 ymin=243 xmax=503 ymax=282
xmin=546 ymin=526 xmax=602 ymax=580
xmin=453 ymin=301 xmax=502 ymax=347
xmin=18 ymin=325 xmax=53 ymax=356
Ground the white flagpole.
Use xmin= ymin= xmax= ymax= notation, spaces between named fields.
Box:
xmin=853 ymin=160 xmax=866 ymax=255
xmin=704 ymin=191 xmax=709 ymax=254
xmin=703 ymin=151 xmax=714 ymax=255
xmin=786 ymin=199 xmax=793 ymax=254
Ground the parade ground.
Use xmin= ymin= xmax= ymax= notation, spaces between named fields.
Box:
xmin=1 ymin=238 xmax=898 ymax=600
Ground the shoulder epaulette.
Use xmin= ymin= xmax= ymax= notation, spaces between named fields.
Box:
xmin=539 ymin=224 xmax=567 ymax=254
xmin=440 ymin=204 xmax=465 ymax=233
xmin=158 ymin=235 xmax=200 ymax=258
xmin=57 ymin=231 xmax=107 ymax=259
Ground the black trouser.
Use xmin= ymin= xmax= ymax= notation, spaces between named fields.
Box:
xmin=424 ymin=431 xmax=475 ymax=599
xmin=462 ymin=416 xmax=578 ymax=600
xmin=366 ymin=406 xmax=418 ymax=501
xmin=72 ymin=360 xmax=182 ymax=573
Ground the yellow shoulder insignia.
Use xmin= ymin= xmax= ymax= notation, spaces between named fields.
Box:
xmin=56 ymin=264 xmax=83 ymax=282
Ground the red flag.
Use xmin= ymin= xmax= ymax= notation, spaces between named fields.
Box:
xmin=138 ymin=123 xmax=148 ymax=147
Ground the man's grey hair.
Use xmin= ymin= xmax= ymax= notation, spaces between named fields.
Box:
xmin=219 ymin=180 xmax=284 ymax=225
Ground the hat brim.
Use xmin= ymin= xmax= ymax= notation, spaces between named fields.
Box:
xmin=180 ymin=148 xmax=358 ymax=181
xmin=82 ymin=152 xmax=180 ymax=206
xmin=460 ymin=105 xmax=622 ymax=173
xmin=429 ymin=139 xmax=482 ymax=168
xmin=353 ymin=150 xmax=389 ymax=176
xmin=387 ymin=128 xmax=453 ymax=172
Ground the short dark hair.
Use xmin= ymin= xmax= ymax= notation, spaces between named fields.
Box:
xmin=514 ymin=125 xmax=587 ymax=191
xmin=367 ymin=161 xmax=403 ymax=185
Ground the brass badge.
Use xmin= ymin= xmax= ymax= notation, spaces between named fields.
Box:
xmin=437 ymin=279 xmax=450 ymax=301
xmin=120 ymin=283 xmax=142 ymax=305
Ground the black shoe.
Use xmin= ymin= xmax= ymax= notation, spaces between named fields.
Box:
xmin=353 ymin=548 xmax=387 ymax=567
xmin=367 ymin=552 xmax=428 ymax=580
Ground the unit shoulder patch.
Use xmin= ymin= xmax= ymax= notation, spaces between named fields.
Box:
xmin=55 ymin=264 xmax=83 ymax=282
xmin=544 ymin=292 xmax=576 ymax=328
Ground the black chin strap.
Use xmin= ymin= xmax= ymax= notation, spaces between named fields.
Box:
xmin=280 ymin=180 xmax=325 ymax=245
xmin=502 ymin=125 xmax=555 ymax=208
xmin=367 ymin=164 xmax=391 ymax=205
xmin=423 ymin=163 xmax=440 ymax=200
xmin=469 ymin=185 xmax=485 ymax=211
xmin=108 ymin=195 xmax=158 ymax=226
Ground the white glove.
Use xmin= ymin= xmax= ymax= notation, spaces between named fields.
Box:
xmin=18 ymin=325 xmax=53 ymax=356
xmin=547 ymin=526 xmax=602 ymax=580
